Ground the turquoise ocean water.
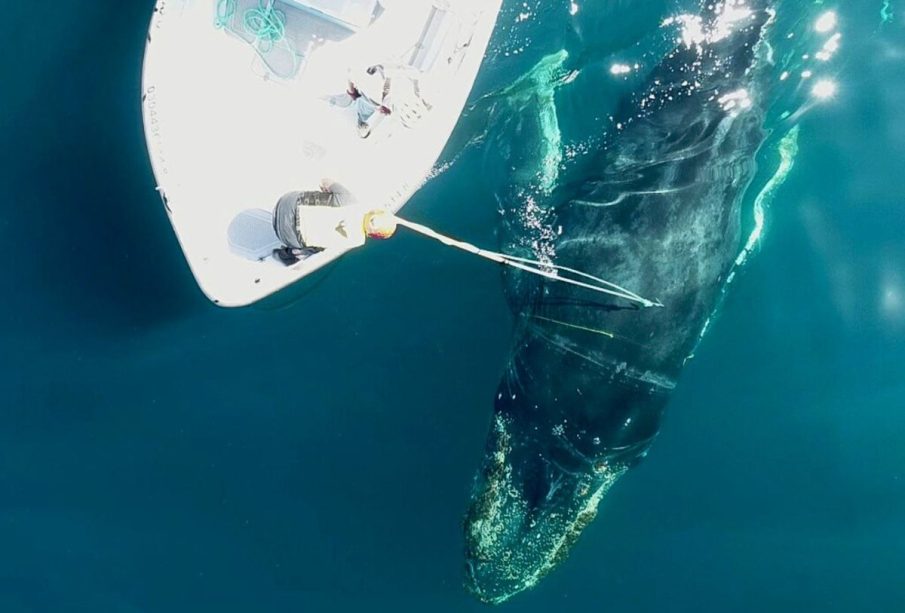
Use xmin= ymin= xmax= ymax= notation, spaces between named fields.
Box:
xmin=1 ymin=1 xmax=904 ymax=610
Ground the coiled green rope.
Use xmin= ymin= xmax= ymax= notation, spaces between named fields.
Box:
xmin=243 ymin=0 xmax=287 ymax=52
xmin=212 ymin=0 xmax=300 ymax=78
xmin=215 ymin=0 xmax=287 ymax=53
xmin=214 ymin=0 xmax=237 ymax=29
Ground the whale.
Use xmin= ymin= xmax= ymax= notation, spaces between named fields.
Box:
xmin=463 ymin=1 xmax=776 ymax=603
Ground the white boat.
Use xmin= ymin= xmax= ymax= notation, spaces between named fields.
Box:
xmin=141 ymin=0 xmax=502 ymax=306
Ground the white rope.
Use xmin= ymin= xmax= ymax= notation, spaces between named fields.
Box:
xmin=392 ymin=216 xmax=663 ymax=309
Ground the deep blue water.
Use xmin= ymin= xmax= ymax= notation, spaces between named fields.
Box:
xmin=2 ymin=1 xmax=904 ymax=611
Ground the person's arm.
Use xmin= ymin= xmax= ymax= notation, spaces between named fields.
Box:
xmin=367 ymin=64 xmax=392 ymax=114
xmin=379 ymin=76 xmax=392 ymax=114
xmin=320 ymin=178 xmax=354 ymax=207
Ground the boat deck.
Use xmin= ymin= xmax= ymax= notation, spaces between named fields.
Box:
xmin=142 ymin=0 xmax=500 ymax=305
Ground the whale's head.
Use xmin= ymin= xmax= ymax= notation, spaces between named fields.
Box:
xmin=463 ymin=411 xmax=629 ymax=604
xmin=462 ymin=323 xmax=674 ymax=604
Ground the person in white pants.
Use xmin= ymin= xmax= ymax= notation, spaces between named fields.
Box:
xmin=328 ymin=64 xmax=394 ymax=138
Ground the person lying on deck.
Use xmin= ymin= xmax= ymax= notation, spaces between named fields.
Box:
xmin=327 ymin=64 xmax=394 ymax=138
xmin=272 ymin=179 xmax=397 ymax=265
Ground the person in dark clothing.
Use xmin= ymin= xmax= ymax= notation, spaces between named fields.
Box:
xmin=272 ymin=179 xmax=356 ymax=265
